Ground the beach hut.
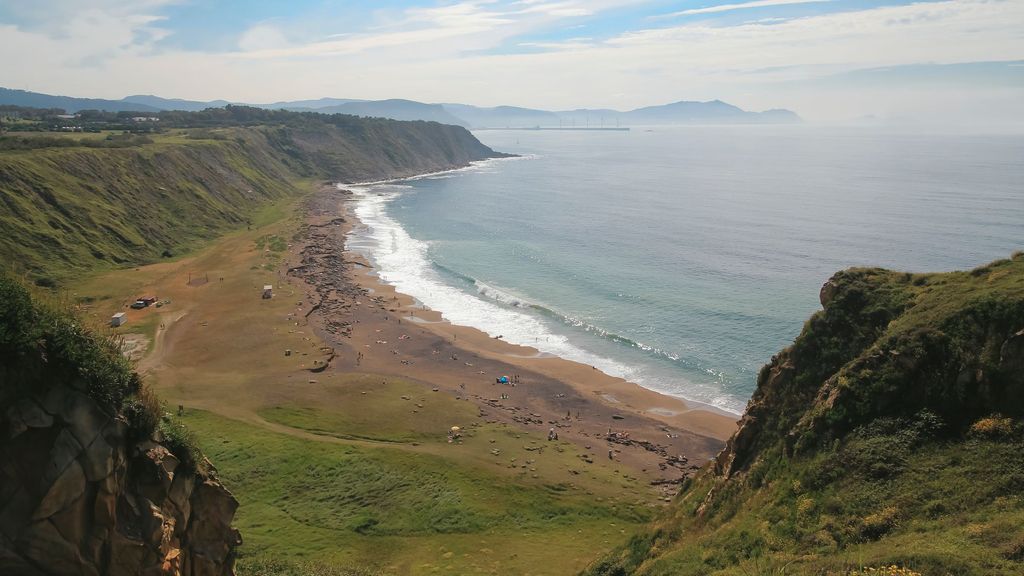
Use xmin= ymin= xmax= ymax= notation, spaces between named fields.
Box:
xmin=111 ymin=312 xmax=127 ymax=327
xmin=262 ymin=285 xmax=273 ymax=299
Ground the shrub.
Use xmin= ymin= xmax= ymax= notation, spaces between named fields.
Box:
xmin=840 ymin=433 xmax=909 ymax=479
xmin=969 ymin=414 xmax=1015 ymax=439
xmin=847 ymin=566 xmax=922 ymax=576
xmin=123 ymin=384 xmax=162 ymax=442
xmin=797 ymin=495 xmax=815 ymax=517
xmin=860 ymin=506 xmax=900 ymax=540
xmin=159 ymin=414 xmax=204 ymax=472
xmin=1005 ymin=535 xmax=1024 ymax=561
xmin=0 ymin=272 xmax=140 ymax=414
xmin=836 ymin=410 xmax=946 ymax=480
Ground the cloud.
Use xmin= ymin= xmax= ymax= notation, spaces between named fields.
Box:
xmin=237 ymin=24 xmax=291 ymax=52
xmin=518 ymin=37 xmax=595 ymax=50
xmin=229 ymin=0 xmax=616 ymax=60
xmin=655 ymin=0 xmax=832 ymax=19
xmin=0 ymin=0 xmax=1020 ymax=123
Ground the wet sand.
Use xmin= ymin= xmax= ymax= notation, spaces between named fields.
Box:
xmin=288 ymin=184 xmax=739 ymax=491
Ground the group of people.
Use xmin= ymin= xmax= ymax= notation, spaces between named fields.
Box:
xmin=495 ymin=373 xmax=523 ymax=386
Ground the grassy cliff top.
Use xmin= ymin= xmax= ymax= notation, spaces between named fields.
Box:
xmin=587 ymin=253 xmax=1024 ymax=575
xmin=0 ymin=110 xmax=502 ymax=285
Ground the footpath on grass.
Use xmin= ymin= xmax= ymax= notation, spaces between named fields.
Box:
xmin=71 ymin=183 xmax=734 ymax=575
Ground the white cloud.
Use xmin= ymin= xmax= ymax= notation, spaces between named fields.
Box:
xmin=0 ymin=0 xmax=1020 ymax=123
xmin=655 ymin=0 xmax=832 ymax=19
xmin=237 ymin=24 xmax=291 ymax=52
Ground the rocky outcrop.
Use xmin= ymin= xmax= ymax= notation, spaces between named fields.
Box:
xmin=589 ymin=255 xmax=1024 ymax=575
xmin=711 ymin=260 xmax=1024 ymax=483
xmin=0 ymin=385 xmax=240 ymax=576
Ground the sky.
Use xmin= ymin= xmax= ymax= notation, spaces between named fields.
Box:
xmin=0 ymin=0 xmax=1022 ymax=124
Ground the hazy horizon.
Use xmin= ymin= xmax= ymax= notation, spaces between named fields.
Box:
xmin=1 ymin=1 xmax=1022 ymax=126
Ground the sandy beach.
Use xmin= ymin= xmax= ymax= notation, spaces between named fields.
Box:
xmin=67 ymin=177 xmax=747 ymax=571
xmin=289 ymin=184 xmax=739 ymax=487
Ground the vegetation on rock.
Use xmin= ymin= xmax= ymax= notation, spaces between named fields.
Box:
xmin=0 ymin=271 xmax=140 ymax=414
xmin=0 ymin=272 xmax=240 ymax=575
xmin=586 ymin=253 xmax=1024 ymax=575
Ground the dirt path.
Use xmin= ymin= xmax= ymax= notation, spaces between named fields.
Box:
xmin=81 ymin=183 xmax=736 ymax=500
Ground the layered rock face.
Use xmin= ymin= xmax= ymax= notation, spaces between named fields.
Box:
xmin=0 ymin=385 xmax=240 ymax=576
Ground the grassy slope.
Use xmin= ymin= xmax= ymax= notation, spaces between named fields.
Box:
xmin=587 ymin=254 xmax=1024 ymax=575
xmin=0 ymin=132 xmax=300 ymax=283
xmin=0 ymin=119 xmax=499 ymax=285
xmin=187 ymin=399 xmax=653 ymax=575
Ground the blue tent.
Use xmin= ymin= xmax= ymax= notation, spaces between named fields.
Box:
xmin=498 ymin=376 xmax=509 ymax=384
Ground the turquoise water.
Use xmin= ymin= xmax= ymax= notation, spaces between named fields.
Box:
xmin=348 ymin=127 xmax=1024 ymax=414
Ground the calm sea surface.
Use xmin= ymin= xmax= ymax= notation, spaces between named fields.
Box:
xmin=348 ymin=126 xmax=1024 ymax=414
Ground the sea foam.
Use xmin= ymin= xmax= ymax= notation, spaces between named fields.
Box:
xmin=346 ymin=179 xmax=641 ymax=387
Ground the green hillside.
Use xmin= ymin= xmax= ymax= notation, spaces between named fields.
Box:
xmin=587 ymin=254 xmax=1024 ymax=575
xmin=0 ymin=108 xmax=500 ymax=285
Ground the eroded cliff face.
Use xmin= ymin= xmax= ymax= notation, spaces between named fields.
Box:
xmin=712 ymin=268 xmax=916 ymax=480
xmin=585 ymin=255 xmax=1024 ymax=576
xmin=713 ymin=259 xmax=1024 ymax=482
xmin=0 ymin=385 xmax=239 ymax=576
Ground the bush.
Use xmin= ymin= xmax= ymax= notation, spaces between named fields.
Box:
xmin=0 ymin=272 xmax=140 ymax=414
xmin=860 ymin=506 xmax=900 ymax=540
xmin=123 ymin=384 xmax=162 ymax=442
xmin=847 ymin=566 xmax=922 ymax=576
xmin=159 ymin=414 xmax=204 ymax=472
xmin=1005 ymin=535 xmax=1024 ymax=561
xmin=969 ymin=415 xmax=1015 ymax=439
xmin=835 ymin=410 xmax=946 ymax=480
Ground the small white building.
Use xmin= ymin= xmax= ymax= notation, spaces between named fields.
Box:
xmin=262 ymin=285 xmax=273 ymax=299
xmin=111 ymin=312 xmax=127 ymax=327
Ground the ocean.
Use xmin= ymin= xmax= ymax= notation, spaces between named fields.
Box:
xmin=346 ymin=126 xmax=1024 ymax=414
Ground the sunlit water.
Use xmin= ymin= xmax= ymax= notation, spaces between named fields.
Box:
xmin=346 ymin=126 xmax=1024 ymax=414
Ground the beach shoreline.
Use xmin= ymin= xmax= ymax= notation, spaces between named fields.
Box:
xmin=289 ymin=180 xmax=739 ymax=487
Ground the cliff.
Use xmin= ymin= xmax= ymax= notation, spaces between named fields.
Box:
xmin=587 ymin=253 xmax=1024 ymax=575
xmin=0 ymin=110 xmax=503 ymax=285
xmin=0 ymin=274 xmax=240 ymax=575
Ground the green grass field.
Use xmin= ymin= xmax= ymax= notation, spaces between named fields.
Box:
xmin=185 ymin=406 xmax=654 ymax=575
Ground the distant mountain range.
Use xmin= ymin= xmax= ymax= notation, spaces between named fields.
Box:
xmin=0 ymin=87 xmax=801 ymax=126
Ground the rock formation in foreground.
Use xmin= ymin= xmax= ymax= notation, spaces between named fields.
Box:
xmin=586 ymin=254 xmax=1024 ymax=575
xmin=0 ymin=274 xmax=240 ymax=576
